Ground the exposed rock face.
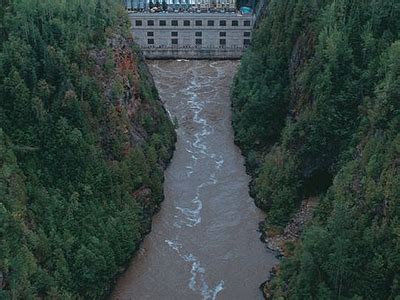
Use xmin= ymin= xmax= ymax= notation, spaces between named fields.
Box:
xmin=260 ymin=198 xmax=317 ymax=299
xmin=90 ymin=33 xmax=147 ymax=152
xmin=289 ymin=32 xmax=316 ymax=121
xmin=262 ymin=198 xmax=317 ymax=254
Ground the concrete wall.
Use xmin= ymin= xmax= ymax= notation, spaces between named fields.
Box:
xmin=142 ymin=47 xmax=246 ymax=59
xmin=129 ymin=13 xmax=254 ymax=59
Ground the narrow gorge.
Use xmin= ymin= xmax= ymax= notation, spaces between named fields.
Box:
xmin=2 ymin=1 xmax=400 ymax=299
xmin=111 ymin=60 xmax=277 ymax=299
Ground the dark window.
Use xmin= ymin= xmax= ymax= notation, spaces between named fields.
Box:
xmin=171 ymin=39 xmax=178 ymax=45
xmin=195 ymin=39 xmax=202 ymax=45
xmin=219 ymin=39 xmax=226 ymax=45
xmin=220 ymin=20 xmax=226 ymax=26
xmin=171 ymin=31 xmax=178 ymax=37
xmin=195 ymin=20 xmax=202 ymax=26
xmin=159 ymin=20 xmax=167 ymax=26
xmin=172 ymin=20 xmax=178 ymax=26
xmin=147 ymin=20 xmax=154 ymax=26
xmin=183 ymin=20 xmax=190 ymax=26
xmin=219 ymin=32 xmax=226 ymax=37
xmin=244 ymin=39 xmax=251 ymax=46
xmin=135 ymin=20 xmax=142 ymax=26
xmin=195 ymin=32 xmax=202 ymax=37
xmin=207 ymin=20 xmax=214 ymax=26
xmin=232 ymin=20 xmax=238 ymax=26
xmin=147 ymin=32 xmax=154 ymax=37
xmin=244 ymin=20 xmax=251 ymax=26
xmin=244 ymin=32 xmax=251 ymax=37
xmin=148 ymin=39 xmax=154 ymax=44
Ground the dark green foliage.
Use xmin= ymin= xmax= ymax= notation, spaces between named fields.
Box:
xmin=256 ymin=146 xmax=301 ymax=225
xmin=233 ymin=0 xmax=400 ymax=224
xmin=233 ymin=0 xmax=400 ymax=298
xmin=232 ymin=0 xmax=295 ymax=151
xmin=0 ymin=1 xmax=175 ymax=298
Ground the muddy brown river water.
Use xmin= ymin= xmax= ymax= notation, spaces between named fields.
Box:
xmin=111 ymin=60 xmax=277 ymax=300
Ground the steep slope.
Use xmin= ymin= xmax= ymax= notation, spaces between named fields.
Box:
xmin=232 ymin=0 xmax=400 ymax=298
xmin=0 ymin=0 xmax=175 ymax=298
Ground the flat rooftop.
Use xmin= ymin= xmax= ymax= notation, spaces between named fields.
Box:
xmin=128 ymin=12 xmax=253 ymax=17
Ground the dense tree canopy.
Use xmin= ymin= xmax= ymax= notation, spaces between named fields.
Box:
xmin=232 ymin=0 xmax=400 ymax=298
xmin=0 ymin=0 xmax=175 ymax=298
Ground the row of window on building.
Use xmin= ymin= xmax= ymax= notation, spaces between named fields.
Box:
xmin=135 ymin=19 xmax=252 ymax=27
xmin=146 ymin=31 xmax=251 ymax=37
xmin=146 ymin=38 xmax=251 ymax=46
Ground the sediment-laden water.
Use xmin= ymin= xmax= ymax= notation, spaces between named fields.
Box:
xmin=111 ymin=60 xmax=277 ymax=300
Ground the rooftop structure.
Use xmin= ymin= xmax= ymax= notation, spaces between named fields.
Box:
xmin=124 ymin=0 xmax=237 ymax=11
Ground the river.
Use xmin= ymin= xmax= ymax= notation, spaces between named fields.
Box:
xmin=111 ymin=60 xmax=277 ymax=300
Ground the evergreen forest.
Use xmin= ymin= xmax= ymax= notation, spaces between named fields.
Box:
xmin=0 ymin=0 xmax=175 ymax=298
xmin=2 ymin=0 xmax=400 ymax=299
xmin=232 ymin=0 xmax=400 ymax=298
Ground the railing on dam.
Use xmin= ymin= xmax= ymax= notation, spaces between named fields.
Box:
xmin=141 ymin=44 xmax=249 ymax=49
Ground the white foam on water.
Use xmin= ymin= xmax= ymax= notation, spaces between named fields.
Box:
xmin=163 ymin=64 xmax=228 ymax=300
xmin=185 ymin=147 xmax=195 ymax=154
xmin=175 ymin=171 xmax=220 ymax=227
xmin=185 ymin=166 xmax=194 ymax=177
xmin=165 ymin=239 xmax=182 ymax=252
xmin=165 ymin=239 xmax=225 ymax=300
xmin=173 ymin=222 xmax=182 ymax=229
xmin=209 ymin=173 xmax=217 ymax=185
xmin=209 ymin=61 xmax=227 ymax=80
xmin=216 ymin=158 xmax=224 ymax=170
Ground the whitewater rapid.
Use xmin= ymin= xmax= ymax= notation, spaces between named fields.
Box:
xmin=111 ymin=60 xmax=277 ymax=300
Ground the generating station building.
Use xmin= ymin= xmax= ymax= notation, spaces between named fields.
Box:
xmin=124 ymin=0 xmax=255 ymax=59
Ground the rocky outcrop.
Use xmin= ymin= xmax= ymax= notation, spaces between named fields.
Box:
xmin=260 ymin=198 xmax=317 ymax=299
xmin=261 ymin=197 xmax=317 ymax=255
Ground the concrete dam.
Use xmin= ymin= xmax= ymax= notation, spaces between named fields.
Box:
xmin=128 ymin=12 xmax=255 ymax=59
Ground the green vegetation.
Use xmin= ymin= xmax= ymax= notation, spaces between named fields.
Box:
xmin=0 ymin=0 xmax=175 ymax=298
xmin=232 ymin=0 xmax=400 ymax=298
